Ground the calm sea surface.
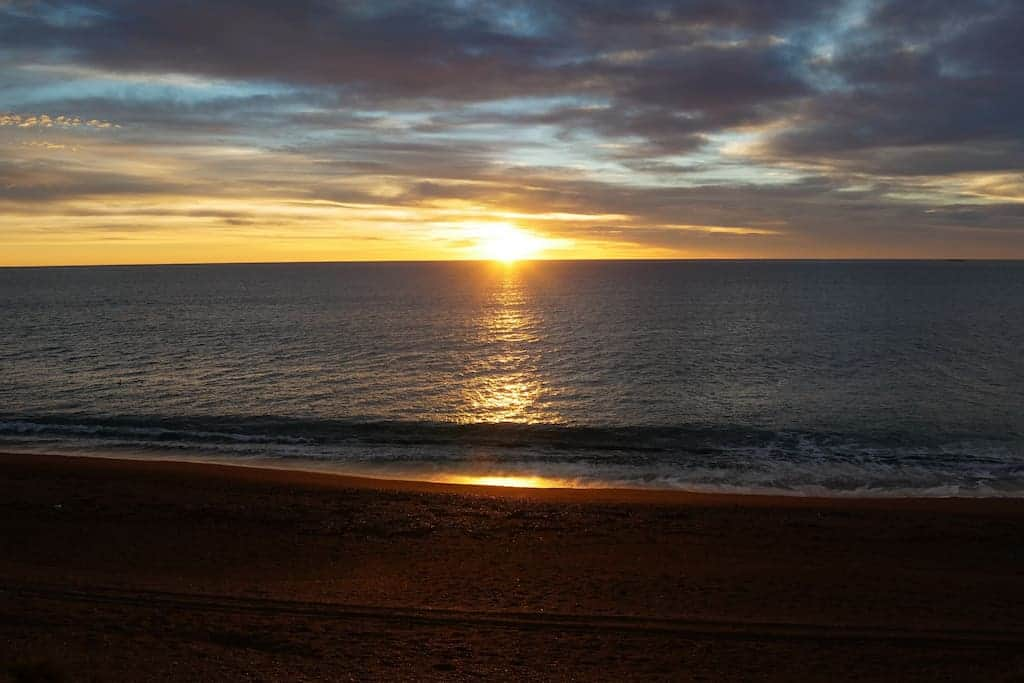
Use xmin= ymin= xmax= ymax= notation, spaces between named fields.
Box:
xmin=2 ymin=261 xmax=1023 ymax=495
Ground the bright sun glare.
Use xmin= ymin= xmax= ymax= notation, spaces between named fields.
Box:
xmin=442 ymin=474 xmax=569 ymax=488
xmin=474 ymin=222 xmax=548 ymax=262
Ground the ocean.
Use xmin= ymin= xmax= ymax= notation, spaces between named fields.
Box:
xmin=2 ymin=260 xmax=1022 ymax=496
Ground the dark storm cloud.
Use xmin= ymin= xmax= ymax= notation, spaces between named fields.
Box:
xmin=616 ymin=44 xmax=810 ymax=110
xmin=766 ymin=77 xmax=1024 ymax=154
xmin=0 ymin=0 xmax=571 ymax=99
xmin=0 ymin=1 xmax=821 ymax=126
xmin=2 ymin=1 xmax=1018 ymax=154
xmin=760 ymin=0 xmax=1024 ymax=174
xmin=553 ymin=0 xmax=832 ymax=40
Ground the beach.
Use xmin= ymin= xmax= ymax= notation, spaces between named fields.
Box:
xmin=5 ymin=0 xmax=1024 ymax=679
xmin=2 ymin=452 xmax=1022 ymax=681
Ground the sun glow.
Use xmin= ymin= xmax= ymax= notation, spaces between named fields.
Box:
xmin=441 ymin=474 xmax=572 ymax=488
xmin=473 ymin=222 xmax=550 ymax=262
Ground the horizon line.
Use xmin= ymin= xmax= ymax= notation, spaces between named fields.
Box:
xmin=1 ymin=257 xmax=1020 ymax=269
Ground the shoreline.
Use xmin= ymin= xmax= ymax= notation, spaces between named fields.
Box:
xmin=4 ymin=448 xmax=1022 ymax=507
xmin=3 ymin=451 xmax=1023 ymax=680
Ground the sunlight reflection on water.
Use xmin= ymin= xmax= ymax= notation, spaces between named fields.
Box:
xmin=457 ymin=267 xmax=560 ymax=425
xmin=437 ymin=474 xmax=574 ymax=488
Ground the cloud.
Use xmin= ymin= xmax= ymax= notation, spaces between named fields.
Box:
xmin=1 ymin=0 xmax=1022 ymax=260
xmin=0 ymin=112 xmax=117 ymax=128
xmin=756 ymin=0 xmax=1024 ymax=174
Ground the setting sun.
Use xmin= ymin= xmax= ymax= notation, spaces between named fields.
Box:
xmin=473 ymin=222 xmax=550 ymax=262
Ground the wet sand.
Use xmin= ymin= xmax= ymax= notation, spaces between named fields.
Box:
xmin=2 ymin=452 xmax=1023 ymax=681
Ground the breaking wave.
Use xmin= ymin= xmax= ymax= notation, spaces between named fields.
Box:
xmin=3 ymin=415 xmax=1022 ymax=497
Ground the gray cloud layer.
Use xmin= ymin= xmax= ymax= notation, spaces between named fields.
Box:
xmin=1 ymin=0 xmax=1023 ymax=258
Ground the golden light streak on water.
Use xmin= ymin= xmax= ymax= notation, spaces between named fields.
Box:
xmin=438 ymin=474 xmax=574 ymax=488
xmin=456 ymin=266 xmax=561 ymax=424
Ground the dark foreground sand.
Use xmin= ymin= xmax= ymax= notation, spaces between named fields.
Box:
xmin=2 ymin=453 xmax=1023 ymax=681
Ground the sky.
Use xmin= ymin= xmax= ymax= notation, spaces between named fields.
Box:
xmin=1 ymin=0 xmax=1023 ymax=265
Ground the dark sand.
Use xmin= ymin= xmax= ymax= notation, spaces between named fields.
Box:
xmin=2 ymin=452 xmax=1023 ymax=681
